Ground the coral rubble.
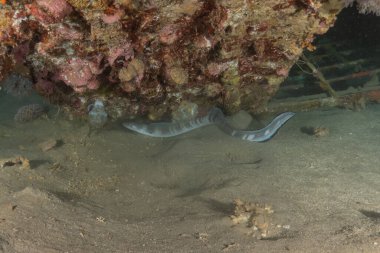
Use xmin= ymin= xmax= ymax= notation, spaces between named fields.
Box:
xmin=230 ymin=199 xmax=274 ymax=239
xmin=0 ymin=0 xmax=345 ymax=120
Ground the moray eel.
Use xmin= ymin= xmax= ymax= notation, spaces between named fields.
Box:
xmin=123 ymin=107 xmax=295 ymax=142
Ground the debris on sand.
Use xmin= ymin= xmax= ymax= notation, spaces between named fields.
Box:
xmin=301 ymin=126 xmax=330 ymax=138
xmin=0 ymin=156 xmax=30 ymax=169
xmin=230 ymin=199 xmax=274 ymax=239
xmin=38 ymin=138 xmax=58 ymax=152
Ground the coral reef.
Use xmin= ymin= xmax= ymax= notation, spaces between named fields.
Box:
xmin=14 ymin=104 xmax=46 ymax=122
xmin=0 ymin=0 xmax=345 ymax=120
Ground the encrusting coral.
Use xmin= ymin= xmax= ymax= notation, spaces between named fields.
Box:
xmin=0 ymin=0 xmax=347 ymax=120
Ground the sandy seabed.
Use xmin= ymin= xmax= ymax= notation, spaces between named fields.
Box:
xmin=0 ymin=93 xmax=379 ymax=253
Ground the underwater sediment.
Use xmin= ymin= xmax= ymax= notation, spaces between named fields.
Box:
xmin=0 ymin=0 xmax=345 ymax=121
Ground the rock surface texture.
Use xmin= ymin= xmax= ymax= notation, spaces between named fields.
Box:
xmin=0 ymin=0 xmax=344 ymax=120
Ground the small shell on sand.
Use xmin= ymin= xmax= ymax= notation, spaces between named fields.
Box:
xmin=38 ymin=138 xmax=58 ymax=152
xmin=14 ymin=104 xmax=46 ymax=123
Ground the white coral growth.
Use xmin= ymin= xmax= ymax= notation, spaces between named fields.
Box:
xmin=345 ymin=0 xmax=380 ymax=15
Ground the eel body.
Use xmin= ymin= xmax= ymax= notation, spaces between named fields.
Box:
xmin=123 ymin=108 xmax=295 ymax=142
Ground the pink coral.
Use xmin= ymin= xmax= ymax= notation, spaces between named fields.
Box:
xmin=159 ymin=24 xmax=183 ymax=45
xmin=107 ymin=43 xmax=134 ymax=66
xmin=26 ymin=3 xmax=55 ymax=24
xmin=13 ymin=42 xmax=30 ymax=64
xmin=54 ymin=24 xmax=84 ymax=40
xmin=55 ymin=57 xmax=104 ymax=93
xmin=27 ymin=0 xmax=72 ymax=24
xmin=36 ymin=0 xmax=73 ymax=20
xmin=101 ymin=8 xmax=125 ymax=24
xmin=35 ymin=24 xmax=83 ymax=56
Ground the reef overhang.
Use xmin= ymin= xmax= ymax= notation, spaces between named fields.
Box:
xmin=0 ymin=0 xmax=346 ymax=121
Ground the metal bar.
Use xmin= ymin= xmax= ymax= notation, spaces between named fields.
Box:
xmin=261 ymin=86 xmax=380 ymax=114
